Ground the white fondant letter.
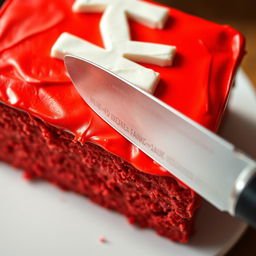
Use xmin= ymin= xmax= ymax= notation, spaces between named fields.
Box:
xmin=51 ymin=0 xmax=176 ymax=93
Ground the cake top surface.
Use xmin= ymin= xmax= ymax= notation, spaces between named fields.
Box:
xmin=0 ymin=0 xmax=244 ymax=175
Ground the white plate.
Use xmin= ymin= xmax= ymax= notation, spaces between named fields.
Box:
xmin=0 ymin=70 xmax=255 ymax=256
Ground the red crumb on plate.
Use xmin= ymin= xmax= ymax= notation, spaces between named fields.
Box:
xmin=99 ymin=236 xmax=107 ymax=243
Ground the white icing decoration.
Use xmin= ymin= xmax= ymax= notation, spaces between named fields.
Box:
xmin=51 ymin=0 xmax=176 ymax=93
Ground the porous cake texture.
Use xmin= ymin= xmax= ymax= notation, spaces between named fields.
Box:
xmin=0 ymin=103 xmax=199 ymax=242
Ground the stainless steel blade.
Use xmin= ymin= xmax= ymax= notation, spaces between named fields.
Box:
xmin=64 ymin=55 xmax=256 ymax=213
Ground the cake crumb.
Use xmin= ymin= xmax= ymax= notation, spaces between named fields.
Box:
xmin=22 ymin=171 xmax=34 ymax=181
xmin=99 ymin=236 xmax=107 ymax=243
xmin=128 ymin=216 xmax=136 ymax=225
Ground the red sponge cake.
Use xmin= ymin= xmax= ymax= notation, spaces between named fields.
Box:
xmin=0 ymin=0 xmax=244 ymax=242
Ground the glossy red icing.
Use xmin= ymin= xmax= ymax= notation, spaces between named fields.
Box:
xmin=0 ymin=0 xmax=245 ymax=176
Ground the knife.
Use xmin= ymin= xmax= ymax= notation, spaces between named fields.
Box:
xmin=64 ymin=55 xmax=256 ymax=227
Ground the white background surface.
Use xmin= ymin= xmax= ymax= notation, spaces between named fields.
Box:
xmin=0 ymin=70 xmax=255 ymax=256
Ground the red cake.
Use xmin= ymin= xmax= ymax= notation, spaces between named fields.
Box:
xmin=0 ymin=0 xmax=244 ymax=242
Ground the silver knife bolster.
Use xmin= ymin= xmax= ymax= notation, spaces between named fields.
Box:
xmin=230 ymin=154 xmax=256 ymax=215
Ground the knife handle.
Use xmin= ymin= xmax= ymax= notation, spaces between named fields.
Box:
xmin=0 ymin=0 xmax=5 ymax=7
xmin=235 ymin=174 xmax=256 ymax=228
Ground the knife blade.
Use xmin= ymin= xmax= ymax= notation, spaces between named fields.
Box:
xmin=64 ymin=55 xmax=256 ymax=227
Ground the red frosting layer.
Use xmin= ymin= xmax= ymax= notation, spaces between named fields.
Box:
xmin=0 ymin=0 xmax=245 ymax=176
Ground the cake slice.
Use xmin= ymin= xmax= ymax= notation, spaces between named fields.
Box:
xmin=0 ymin=0 xmax=244 ymax=242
